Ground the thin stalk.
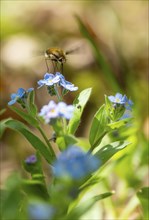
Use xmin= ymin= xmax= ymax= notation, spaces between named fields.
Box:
xmin=62 ymin=118 xmax=67 ymax=134
xmin=54 ymin=84 xmax=62 ymax=102
xmin=37 ymin=125 xmax=56 ymax=159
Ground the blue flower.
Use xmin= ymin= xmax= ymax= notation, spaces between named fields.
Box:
xmin=37 ymin=72 xmax=78 ymax=94
xmin=120 ymin=110 xmax=133 ymax=120
xmin=8 ymin=88 xmax=25 ymax=105
xmin=28 ymin=202 xmax=54 ymax=220
xmin=39 ymin=101 xmax=74 ymax=123
xmin=56 ymin=72 xmax=78 ymax=91
xmin=125 ymin=99 xmax=133 ymax=110
xmin=37 ymin=73 xmax=60 ymax=88
xmin=8 ymin=88 xmax=34 ymax=106
xmin=57 ymin=102 xmax=74 ymax=119
xmin=108 ymin=93 xmax=133 ymax=111
xmin=39 ymin=100 xmax=59 ymax=123
xmin=108 ymin=93 xmax=128 ymax=105
xmin=53 ymin=146 xmax=100 ymax=179
xmin=25 ymin=155 xmax=37 ymax=164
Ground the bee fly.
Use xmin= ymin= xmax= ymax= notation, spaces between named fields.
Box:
xmin=44 ymin=46 xmax=81 ymax=73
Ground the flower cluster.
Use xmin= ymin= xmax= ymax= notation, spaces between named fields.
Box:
xmin=39 ymin=100 xmax=74 ymax=123
xmin=28 ymin=202 xmax=54 ymax=220
xmin=38 ymin=72 xmax=78 ymax=92
xmin=53 ymin=146 xmax=100 ymax=180
xmin=108 ymin=93 xmax=133 ymax=110
xmin=8 ymin=88 xmax=34 ymax=106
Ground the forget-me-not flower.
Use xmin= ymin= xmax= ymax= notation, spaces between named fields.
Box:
xmin=108 ymin=93 xmax=128 ymax=105
xmin=57 ymin=102 xmax=74 ymax=119
xmin=125 ymin=99 xmax=133 ymax=111
xmin=25 ymin=155 xmax=37 ymax=164
xmin=39 ymin=100 xmax=74 ymax=123
xmin=37 ymin=72 xmax=78 ymax=92
xmin=56 ymin=72 xmax=78 ymax=91
xmin=53 ymin=146 xmax=100 ymax=180
xmin=39 ymin=100 xmax=59 ymax=123
xmin=108 ymin=93 xmax=133 ymax=110
xmin=8 ymin=88 xmax=34 ymax=106
xmin=37 ymin=73 xmax=60 ymax=88
xmin=28 ymin=202 xmax=54 ymax=220
xmin=120 ymin=110 xmax=133 ymax=120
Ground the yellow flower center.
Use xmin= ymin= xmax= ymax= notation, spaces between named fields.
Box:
xmin=115 ymin=98 xmax=120 ymax=102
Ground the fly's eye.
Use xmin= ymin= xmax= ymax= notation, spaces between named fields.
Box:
xmin=45 ymin=52 xmax=49 ymax=58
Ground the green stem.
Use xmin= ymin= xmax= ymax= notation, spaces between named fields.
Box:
xmin=54 ymin=84 xmax=62 ymax=102
xmin=37 ymin=125 xmax=56 ymax=159
xmin=62 ymin=118 xmax=67 ymax=134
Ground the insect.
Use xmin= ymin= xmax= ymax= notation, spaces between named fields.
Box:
xmin=44 ymin=46 xmax=81 ymax=73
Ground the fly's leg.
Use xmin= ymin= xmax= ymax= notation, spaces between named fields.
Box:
xmin=52 ymin=61 xmax=57 ymax=73
xmin=45 ymin=58 xmax=49 ymax=72
xmin=60 ymin=63 xmax=63 ymax=74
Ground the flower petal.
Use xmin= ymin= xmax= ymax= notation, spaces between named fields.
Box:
xmin=27 ymin=88 xmax=34 ymax=93
xmin=108 ymin=95 xmax=115 ymax=102
xmin=115 ymin=93 xmax=123 ymax=100
xmin=44 ymin=73 xmax=54 ymax=80
xmin=8 ymin=99 xmax=17 ymax=105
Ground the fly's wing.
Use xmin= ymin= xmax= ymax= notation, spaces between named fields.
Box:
xmin=32 ymin=50 xmax=44 ymax=57
xmin=65 ymin=44 xmax=83 ymax=55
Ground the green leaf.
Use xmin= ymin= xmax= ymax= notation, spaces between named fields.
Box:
xmin=1 ymin=173 xmax=26 ymax=220
xmin=22 ymin=179 xmax=49 ymax=200
xmin=0 ymin=118 xmax=11 ymax=138
xmin=4 ymin=119 xmax=54 ymax=164
xmin=0 ymin=108 xmax=6 ymax=115
xmin=68 ymin=88 xmax=92 ymax=134
xmin=80 ymin=176 xmax=101 ymax=192
xmin=56 ymin=134 xmax=78 ymax=150
xmin=95 ymin=141 xmax=130 ymax=166
xmin=75 ymin=15 xmax=121 ymax=92
xmin=9 ymin=106 xmax=39 ymax=127
xmin=27 ymin=90 xmax=38 ymax=117
xmin=105 ymin=94 xmax=112 ymax=109
xmin=67 ymin=191 xmax=114 ymax=219
xmin=89 ymin=104 xmax=108 ymax=150
xmin=137 ymin=187 xmax=149 ymax=219
xmin=107 ymin=118 xmax=132 ymax=129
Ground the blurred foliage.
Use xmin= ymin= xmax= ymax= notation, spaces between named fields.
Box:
xmin=0 ymin=1 xmax=148 ymax=219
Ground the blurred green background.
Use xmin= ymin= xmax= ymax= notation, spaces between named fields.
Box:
xmin=0 ymin=1 xmax=148 ymax=219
